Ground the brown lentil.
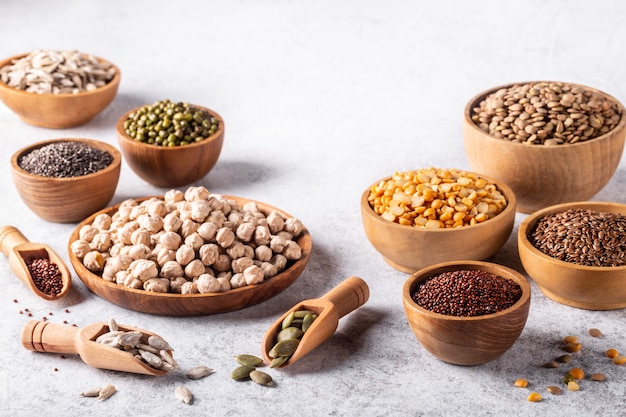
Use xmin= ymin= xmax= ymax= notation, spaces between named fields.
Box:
xmin=367 ymin=167 xmax=507 ymax=228
xmin=546 ymin=386 xmax=563 ymax=395
xmin=26 ymin=258 xmax=63 ymax=296
xmin=591 ymin=373 xmax=606 ymax=382
xmin=18 ymin=141 xmax=113 ymax=178
xmin=529 ymin=209 xmax=626 ymax=267
xmin=411 ymin=269 xmax=522 ymax=317
xmin=471 ymin=81 xmax=622 ymax=145
xmin=588 ymin=328 xmax=603 ymax=337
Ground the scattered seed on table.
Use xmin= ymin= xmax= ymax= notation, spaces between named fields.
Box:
xmin=567 ymin=381 xmax=580 ymax=391
xmin=514 ymin=379 xmax=528 ymax=388
xmin=588 ymin=328 xmax=603 ymax=337
xmin=527 ymin=392 xmax=542 ymax=402
xmin=591 ymin=373 xmax=606 ymax=382
xmin=546 ymin=386 xmax=562 ymax=395
xmin=605 ymin=349 xmax=619 ymax=359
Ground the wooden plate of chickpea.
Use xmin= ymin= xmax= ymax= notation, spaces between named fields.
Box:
xmin=67 ymin=189 xmax=312 ymax=316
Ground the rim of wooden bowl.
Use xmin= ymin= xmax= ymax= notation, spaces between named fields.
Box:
xmin=518 ymin=201 xmax=626 ymax=273
xmin=463 ymin=80 xmax=626 ymax=150
xmin=361 ymin=170 xmax=517 ymax=236
xmin=11 ymin=138 xmax=122 ymax=182
xmin=68 ymin=195 xmax=312 ymax=316
xmin=115 ymin=104 xmax=224 ymax=152
xmin=0 ymin=52 xmax=121 ymax=98
xmin=402 ymin=260 xmax=531 ymax=321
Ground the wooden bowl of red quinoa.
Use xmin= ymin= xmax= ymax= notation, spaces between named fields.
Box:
xmin=518 ymin=201 xmax=626 ymax=310
xmin=402 ymin=260 xmax=531 ymax=365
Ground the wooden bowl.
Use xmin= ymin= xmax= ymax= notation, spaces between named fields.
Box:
xmin=402 ymin=261 xmax=531 ymax=365
xmin=116 ymin=105 xmax=224 ymax=188
xmin=11 ymin=138 xmax=121 ymax=223
xmin=68 ymin=195 xmax=312 ymax=316
xmin=360 ymin=173 xmax=516 ymax=274
xmin=0 ymin=53 xmax=120 ymax=128
xmin=518 ymin=201 xmax=626 ymax=310
xmin=463 ymin=81 xmax=626 ymax=214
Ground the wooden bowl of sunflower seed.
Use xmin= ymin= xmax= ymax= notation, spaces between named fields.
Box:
xmin=463 ymin=81 xmax=626 ymax=213
xmin=67 ymin=187 xmax=312 ymax=316
xmin=0 ymin=50 xmax=120 ymax=128
xmin=518 ymin=201 xmax=626 ymax=310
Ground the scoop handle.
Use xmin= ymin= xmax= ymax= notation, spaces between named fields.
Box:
xmin=319 ymin=276 xmax=369 ymax=319
xmin=21 ymin=320 xmax=80 ymax=354
xmin=0 ymin=226 xmax=29 ymax=256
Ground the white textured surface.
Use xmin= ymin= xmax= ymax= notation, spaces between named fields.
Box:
xmin=1 ymin=1 xmax=626 ymax=416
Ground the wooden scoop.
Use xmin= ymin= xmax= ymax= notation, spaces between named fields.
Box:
xmin=261 ymin=276 xmax=369 ymax=368
xmin=21 ymin=320 xmax=171 ymax=376
xmin=0 ymin=226 xmax=71 ymax=300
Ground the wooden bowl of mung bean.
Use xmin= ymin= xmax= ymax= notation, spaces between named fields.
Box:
xmin=361 ymin=167 xmax=517 ymax=274
xmin=402 ymin=260 xmax=531 ymax=365
xmin=10 ymin=138 xmax=121 ymax=223
xmin=518 ymin=201 xmax=626 ymax=310
xmin=116 ymin=100 xmax=224 ymax=188
xmin=0 ymin=51 xmax=120 ymax=128
xmin=463 ymin=81 xmax=626 ymax=214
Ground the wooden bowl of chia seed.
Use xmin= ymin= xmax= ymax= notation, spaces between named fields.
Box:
xmin=463 ymin=81 xmax=626 ymax=214
xmin=402 ymin=260 xmax=531 ymax=365
xmin=10 ymin=138 xmax=121 ymax=223
xmin=518 ymin=201 xmax=626 ymax=310
xmin=0 ymin=51 xmax=120 ymax=128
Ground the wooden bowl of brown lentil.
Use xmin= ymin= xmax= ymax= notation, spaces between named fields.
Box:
xmin=10 ymin=138 xmax=121 ymax=223
xmin=67 ymin=191 xmax=312 ymax=316
xmin=361 ymin=168 xmax=517 ymax=274
xmin=463 ymin=81 xmax=626 ymax=214
xmin=402 ymin=260 xmax=531 ymax=365
xmin=518 ymin=201 xmax=626 ymax=310
xmin=0 ymin=51 xmax=120 ymax=128
xmin=116 ymin=101 xmax=224 ymax=188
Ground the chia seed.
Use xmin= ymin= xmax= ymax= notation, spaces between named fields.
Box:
xmin=412 ymin=269 xmax=522 ymax=317
xmin=18 ymin=141 xmax=113 ymax=178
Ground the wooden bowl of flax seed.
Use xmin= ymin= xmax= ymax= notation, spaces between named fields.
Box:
xmin=518 ymin=201 xmax=626 ymax=310
xmin=361 ymin=167 xmax=517 ymax=274
xmin=402 ymin=260 xmax=531 ymax=365
xmin=0 ymin=51 xmax=120 ymax=128
xmin=10 ymin=138 xmax=121 ymax=223
xmin=463 ymin=81 xmax=626 ymax=214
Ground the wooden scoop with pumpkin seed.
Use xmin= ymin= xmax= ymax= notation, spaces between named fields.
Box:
xmin=21 ymin=320 xmax=175 ymax=376
xmin=261 ymin=276 xmax=369 ymax=368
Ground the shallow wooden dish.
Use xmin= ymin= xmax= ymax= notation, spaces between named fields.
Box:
xmin=360 ymin=172 xmax=516 ymax=274
xmin=402 ymin=260 xmax=531 ymax=365
xmin=518 ymin=201 xmax=626 ymax=310
xmin=68 ymin=196 xmax=312 ymax=316
xmin=116 ymin=105 xmax=224 ymax=188
xmin=463 ymin=81 xmax=626 ymax=214
xmin=0 ymin=53 xmax=120 ymax=128
xmin=11 ymin=138 xmax=121 ymax=223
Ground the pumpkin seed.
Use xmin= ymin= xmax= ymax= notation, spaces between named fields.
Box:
xmin=231 ymin=365 xmax=255 ymax=380
xmin=249 ymin=370 xmax=273 ymax=386
xmin=281 ymin=311 xmax=296 ymax=329
xmin=302 ymin=313 xmax=316 ymax=333
xmin=268 ymin=338 xmax=299 ymax=358
xmin=234 ymin=354 xmax=264 ymax=367
xmin=269 ymin=356 xmax=289 ymax=368
xmin=293 ymin=309 xmax=315 ymax=318
xmin=277 ymin=327 xmax=303 ymax=342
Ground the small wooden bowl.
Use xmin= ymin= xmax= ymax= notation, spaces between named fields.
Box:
xmin=68 ymin=195 xmax=312 ymax=316
xmin=0 ymin=53 xmax=120 ymax=129
xmin=402 ymin=261 xmax=531 ymax=365
xmin=116 ymin=105 xmax=224 ymax=188
xmin=360 ymin=173 xmax=516 ymax=274
xmin=463 ymin=81 xmax=626 ymax=214
xmin=11 ymin=138 xmax=121 ymax=223
xmin=518 ymin=201 xmax=626 ymax=310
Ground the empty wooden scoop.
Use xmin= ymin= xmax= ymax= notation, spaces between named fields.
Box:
xmin=0 ymin=226 xmax=71 ymax=300
xmin=261 ymin=276 xmax=369 ymax=368
xmin=21 ymin=320 xmax=173 ymax=376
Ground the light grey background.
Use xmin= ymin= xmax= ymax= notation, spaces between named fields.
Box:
xmin=1 ymin=1 xmax=625 ymax=416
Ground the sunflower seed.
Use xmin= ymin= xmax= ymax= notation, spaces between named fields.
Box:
xmin=98 ymin=384 xmax=116 ymax=401
xmin=175 ymin=386 xmax=193 ymax=404
xmin=80 ymin=387 xmax=102 ymax=397
xmin=185 ymin=365 xmax=214 ymax=380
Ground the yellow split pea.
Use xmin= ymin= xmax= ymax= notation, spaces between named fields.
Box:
xmin=368 ymin=168 xmax=507 ymax=228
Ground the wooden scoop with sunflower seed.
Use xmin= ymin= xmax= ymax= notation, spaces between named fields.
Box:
xmin=21 ymin=320 xmax=175 ymax=376
xmin=261 ymin=276 xmax=369 ymax=368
